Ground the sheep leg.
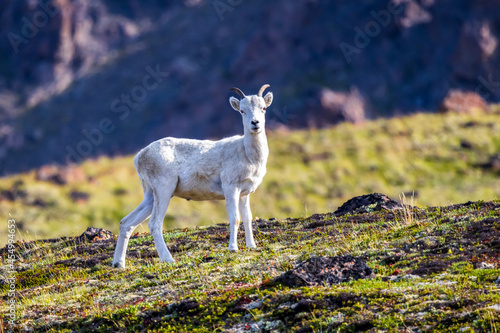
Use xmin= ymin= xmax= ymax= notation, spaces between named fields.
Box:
xmin=225 ymin=188 xmax=241 ymax=251
xmin=113 ymin=193 xmax=153 ymax=268
xmin=149 ymin=181 xmax=177 ymax=263
xmin=239 ymin=195 xmax=257 ymax=248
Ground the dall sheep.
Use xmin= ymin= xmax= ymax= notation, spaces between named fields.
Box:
xmin=112 ymin=84 xmax=273 ymax=268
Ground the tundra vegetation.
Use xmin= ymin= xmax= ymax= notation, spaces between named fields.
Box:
xmin=0 ymin=110 xmax=499 ymax=244
xmin=0 ymin=196 xmax=500 ymax=332
xmin=0 ymin=110 xmax=500 ymax=331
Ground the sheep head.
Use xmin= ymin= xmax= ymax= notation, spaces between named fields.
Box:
xmin=229 ymin=84 xmax=273 ymax=135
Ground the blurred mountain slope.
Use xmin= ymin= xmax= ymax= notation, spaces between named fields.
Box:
xmin=1 ymin=0 xmax=500 ymax=175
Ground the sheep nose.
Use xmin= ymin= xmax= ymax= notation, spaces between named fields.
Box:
xmin=251 ymin=120 xmax=259 ymax=126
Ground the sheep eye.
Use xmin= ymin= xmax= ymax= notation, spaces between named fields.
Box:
xmin=263 ymin=107 xmax=266 ymax=112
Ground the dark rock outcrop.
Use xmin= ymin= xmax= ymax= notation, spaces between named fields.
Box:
xmin=275 ymin=255 xmax=374 ymax=287
xmin=69 ymin=190 xmax=89 ymax=203
xmin=79 ymin=227 xmax=113 ymax=243
xmin=334 ymin=193 xmax=404 ymax=216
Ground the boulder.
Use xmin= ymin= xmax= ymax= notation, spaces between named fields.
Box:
xmin=79 ymin=227 xmax=114 ymax=243
xmin=334 ymin=193 xmax=405 ymax=216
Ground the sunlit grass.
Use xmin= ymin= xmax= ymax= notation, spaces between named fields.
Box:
xmin=1 ymin=198 xmax=500 ymax=331
xmin=1 ymin=110 xmax=499 ymax=245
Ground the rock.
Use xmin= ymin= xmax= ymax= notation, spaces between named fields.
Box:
xmin=243 ymin=299 xmax=263 ymax=311
xmin=79 ymin=227 xmax=114 ymax=243
xmin=165 ymin=299 xmax=200 ymax=315
xmin=460 ymin=140 xmax=473 ymax=149
xmin=274 ymin=255 xmax=374 ymax=287
xmin=390 ymin=274 xmax=421 ymax=282
xmin=0 ymin=180 xmax=26 ymax=201
xmin=291 ymin=298 xmax=327 ymax=313
xmin=486 ymin=304 xmax=500 ymax=311
xmin=439 ymin=90 xmax=488 ymax=114
xmin=69 ymin=191 xmax=90 ymax=203
xmin=328 ymin=313 xmax=345 ymax=324
xmin=228 ymin=323 xmax=260 ymax=333
xmin=256 ymin=320 xmax=284 ymax=332
xmin=495 ymin=276 xmax=500 ymax=285
xmin=334 ymin=193 xmax=405 ymax=216
xmin=176 ymin=299 xmax=199 ymax=313
xmin=478 ymin=262 xmax=495 ymax=269
xmin=30 ymin=198 xmax=48 ymax=207
xmin=478 ymin=154 xmax=500 ymax=174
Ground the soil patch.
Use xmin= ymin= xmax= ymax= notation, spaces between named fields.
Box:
xmin=74 ymin=243 xmax=115 ymax=255
xmin=412 ymin=260 xmax=450 ymax=276
xmin=54 ymin=253 xmax=110 ymax=268
xmin=463 ymin=217 xmax=500 ymax=250
xmin=305 ymin=213 xmax=388 ymax=229
xmin=168 ymin=299 xmax=200 ymax=315
xmin=127 ymin=249 xmax=158 ymax=259
xmin=275 ymin=255 xmax=374 ymax=287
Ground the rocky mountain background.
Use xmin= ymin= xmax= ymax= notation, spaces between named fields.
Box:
xmin=1 ymin=0 xmax=500 ymax=175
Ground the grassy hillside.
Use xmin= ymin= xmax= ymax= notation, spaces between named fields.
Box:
xmin=1 ymin=110 xmax=500 ymax=245
xmin=1 ymin=198 xmax=499 ymax=331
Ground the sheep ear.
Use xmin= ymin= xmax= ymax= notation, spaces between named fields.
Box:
xmin=229 ymin=96 xmax=240 ymax=111
xmin=263 ymin=92 xmax=273 ymax=107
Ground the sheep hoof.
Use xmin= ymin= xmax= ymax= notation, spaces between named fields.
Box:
xmin=112 ymin=261 xmax=125 ymax=269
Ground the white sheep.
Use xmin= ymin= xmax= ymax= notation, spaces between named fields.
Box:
xmin=112 ymin=84 xmax=273 ymax=268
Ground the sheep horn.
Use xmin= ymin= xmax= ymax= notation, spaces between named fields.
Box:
xmin=230 ymin=87 xmax=246 ymax=97
xmin=258 ymin=84 xmax=270 ymax=97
